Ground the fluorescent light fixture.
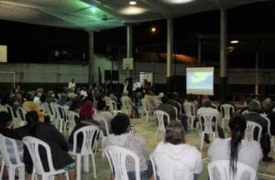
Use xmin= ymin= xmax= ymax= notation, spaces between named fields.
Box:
xmin=121 ymin=7 xmax=145 ymax=15
xmin=129 ymin=1 xmax=137 ymax=5
xmin=163 ymin=0 xmax=193 ymax=4
xmin=230 ymin=40 xmax=239 ymax=44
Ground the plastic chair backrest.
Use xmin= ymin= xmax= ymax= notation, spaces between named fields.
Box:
xmin=183 ymin=102 xmax=196 ymax=117
xmin=208 ymin=160 xmax=256 ymax=180
xmin=260 ymin=114 xmax=271 ymax=136
xmin=22 ymin=136 xmax=58 ymax=175
xmin=154 ymin=110 xmax=170 ymax=131
xmin=71 ymin=125 xmax=100 ymax=155
xmin=245 ymin=121 xmax=262 ymax=142
xmin=104 ymin=145 xmax=140 ymax=180
xmin=67 ymin=110 xmax=79 ymax=134
xmin=16 ymin=107 xmax=27 ymax=121
xmin=141 ymin=98 xmax=150 ymax=112
xmin=0 ymin=133 xmax=23 ymax=167
xmin=5 ymin=104 xmax=18 ymax=119
xmin=55 ymin=104 xmax=67 ymax=121
xmin=198 ymin=114 xmax=219 ymax=134
xmin=220 ymin=104 xmax=235 ymax=120
xmin=150 ymin=153 xmax=190 ymax=180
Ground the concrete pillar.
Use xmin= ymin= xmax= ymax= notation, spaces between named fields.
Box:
xmin=219 ymin=8 xmax=228 ymax=96
xmin=88 ymin=31 xmax=94 ymax=85
xmin=126 ymin=25 xmax=133 ymax=78
xmin=167 ymin=17 xmax=174 ymax=91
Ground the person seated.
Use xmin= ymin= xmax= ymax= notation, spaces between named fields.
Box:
xmin=261 ymin=97 xmax=275 ymax=136
xmin=243 ymin=99 xmax=272 ymax=162
xmin=152 ymin=121 xmax=203 ymax=180
xmin=103 ymin=113 xmax=153 ymax=180
xmin=156 ymin=95 xmax=177 ymax=126
xmin=0 ymin=111 xmax=24 ymax=163
xmin=96 ymin=100 xmax=113 ymax=136
xmin=78 ymin=98 xmax=101 ymax=127
xmin=24 ymin=111 xmax=76 ymax=180
xmin=120 ymin=91 xmax=140 ymax=118
xmin=167 ymin=92 xmax=188 ymax=131
xmin=22 ymin=92 xmax=45 ymax=122
xmin=208 ymin=114 xmax=263 ymax=180
xmin=197 ymin=99 xmax=225 ymax=143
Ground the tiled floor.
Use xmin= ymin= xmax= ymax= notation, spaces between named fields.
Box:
xmin=79 ymin=114 xmax=275 ymax=180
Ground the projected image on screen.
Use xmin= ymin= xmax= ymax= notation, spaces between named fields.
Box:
xmin=186 ymin=67 xmax=214 ymax=95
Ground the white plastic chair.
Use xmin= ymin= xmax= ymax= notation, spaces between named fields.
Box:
xmin=16 ymin=107 xmax=28 ymax=127
xmin=66 ymin=110 xmax=79 ymax=136
xmin=69 ymin=125 xmax=100 ymax=180
xmin=108 ymin=100 xmax=122 ymax=116
xmin=121 ymin=97 xmax=136 ymax=119
xmin=150 ymin=153 xmax=191 ymax=180
xmin=93 ymin=115 xmax=110 ymax=157
xmin=0 ymin=134 xmax=25 ymax=180
xmin=244 ymin=121 xmax=262 ymax=142
xmin=220 ymin=104 xmax=235 ymax=129
xmin=22 ymin=136 xmax=69 ymax=180
xmin=198 ymin=114 xmax=219 ymax=150
xmin=5 ymin=104 xmax=20 ymax=128
xmin=54 ymin=104 xmax=69 ymax=133
xmin=208 ymin=160 xmax=256 ymax=180
xmin=141 ymin=98 xmax=150 ymax=122
xmin=104 ymin=145 xmax=141 ymax=180
xmin=154 ymin=110 xmax=170 ymax=145
xmin=261 ymin=114 xmax=275 ymax=152
xmin=183 ymin=102 xmax=197 ymax=129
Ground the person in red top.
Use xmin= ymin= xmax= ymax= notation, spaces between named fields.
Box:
xmin=77 ymin=99 xmax=101 ymax=127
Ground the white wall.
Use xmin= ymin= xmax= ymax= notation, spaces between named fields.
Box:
xmin=0 ymin=58 xmax=273 ymax=86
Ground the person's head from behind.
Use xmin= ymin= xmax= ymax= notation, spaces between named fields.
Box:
xmin=228 ymin=114 xmax=247 ymax=137
xmin=228 ymin=114 xmax=247 ymax=176
xmin=262 ymin=97 xmax=273 ymax=109
xmin=165 ymin=121 xmax=186 ymax=145
xmin=161 ymin=95 xmax=169 ymax=104
xmin=111 ymin=113 xmax=130 ymax=135
xmin=25 ymin=111 xmax=39 ymax=127
xmin=202 ymin=99 xmax=211 ymax=107
xmin=247 ymin=99 xmax=261 ymax=112
xmin=97 ymin=100 xmax=107 ymax=111
xmin=0 ymin=111 xmax=13 ymax=128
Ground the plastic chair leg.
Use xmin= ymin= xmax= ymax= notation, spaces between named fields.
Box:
xmin=91 ymin=154 xmax=97 ymax=178
xmin=200 ymin=133 xmax=204 ymax=150
xmin=84 ymin=155 xmax=89 ymax=172
xmin=76 ymin=155 xmax=81 ymax=180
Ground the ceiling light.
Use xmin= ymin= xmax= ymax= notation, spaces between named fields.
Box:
xmin=230 ymin=40 xmax=239 ymax=44
xmin=129 ymin=1 xmax=137 ymax=5
xmin=163 ymin=0 xmax=193 ymax=4
xmin=121 ymin=7 xmax=145 ymax=15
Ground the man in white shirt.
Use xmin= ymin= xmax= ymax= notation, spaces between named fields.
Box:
xmin=68 ymin=78 xmax=76 ymax=91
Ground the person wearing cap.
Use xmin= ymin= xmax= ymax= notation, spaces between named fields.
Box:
xmin=243 ymin=99 xmax=272 ymax=162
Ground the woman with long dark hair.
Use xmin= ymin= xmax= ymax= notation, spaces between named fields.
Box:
xmin=208 ymin=114 xmax=263 ymax=179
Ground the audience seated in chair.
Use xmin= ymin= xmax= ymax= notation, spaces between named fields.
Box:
xmin=208 ymin=114 xmax=262 ymax=180
xmin=197 ymin=99 xmax=225 ymax=143
xmin=261 ymin=97 xmax=275 ymax=136
xmin=0 ymin=110 xmax=76 ymax=180
xmin=151 ymin=121 xmax=203 ymax=180
xmin=103 ymin=113 xmax=153 ymax=180
xmin=243 ymin=99 xmax=272 ymax=162
xmin=96 ymin=100 xmax=113 ymax=136
xmin=167 ymin=92 xmax=188 ymax=131
xmin=156 ymin=96 xmax=177 ymax=127
xmin=0 ymin=111 xmax=24 ymax=162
